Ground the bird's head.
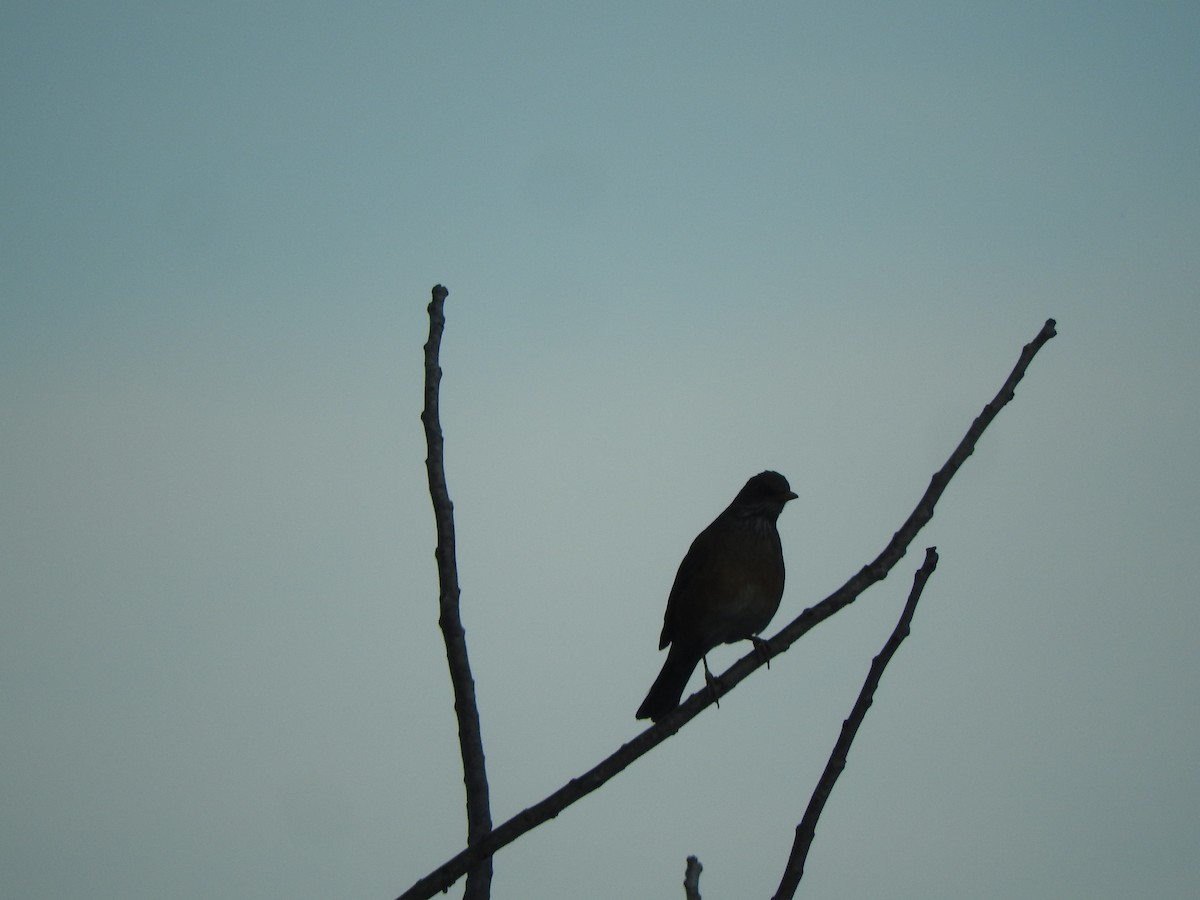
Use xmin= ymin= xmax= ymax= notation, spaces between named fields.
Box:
xmin=731 ymin=470 xmax=797 ymax=521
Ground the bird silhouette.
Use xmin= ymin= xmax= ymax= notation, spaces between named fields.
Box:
xmin=636 ymin=471 xmax=796 ymax=722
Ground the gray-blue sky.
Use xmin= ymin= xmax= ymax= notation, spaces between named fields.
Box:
xmin=2 ymin=3 xmax=1198 ymax=898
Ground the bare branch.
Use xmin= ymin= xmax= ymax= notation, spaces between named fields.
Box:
xmin=419 ymin=284 xmax=492 ymax=898
xmin=396 ymin=318 xmax=1056 ymax=900
xmin=702 ymin=318 xmax=1058 ymax=704
xmin=771 ymin=547 xmax=940 ymax=899
xmin=684 ymin=855 xmax=703 ymax=900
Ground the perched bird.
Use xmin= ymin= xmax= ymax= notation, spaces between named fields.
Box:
xmin=636 ymin=471 xmax=797 ymax=722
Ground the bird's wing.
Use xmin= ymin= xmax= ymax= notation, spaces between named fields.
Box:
xmin=658 ymin=522 xmax=722 ymax=649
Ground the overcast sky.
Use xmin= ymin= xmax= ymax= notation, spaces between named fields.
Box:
xmin=3 ymin=3 xmax=1198 ymax=899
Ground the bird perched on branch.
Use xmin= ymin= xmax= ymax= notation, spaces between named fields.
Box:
xmin=636 ymin=471 xmax=797 ymax=722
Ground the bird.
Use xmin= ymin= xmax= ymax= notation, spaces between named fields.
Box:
xmin=635 ymin=470 xmax=797 ymax=722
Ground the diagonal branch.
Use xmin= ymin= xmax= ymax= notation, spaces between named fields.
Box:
xmin=419 ymin=284 xmax=492 ymax=898
xmin=397 ymin=318 xmax=1057 ymax=900
xmin=700 ymin=317 xmax=1058 ymax=702
xmin=771 ymin=546 xmax=940 ymax=900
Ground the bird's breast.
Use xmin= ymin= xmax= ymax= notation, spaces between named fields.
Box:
xmin=715 ymin=578 xmax=782 ymax=642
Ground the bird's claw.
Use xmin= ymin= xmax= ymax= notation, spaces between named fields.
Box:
xmin=749 ymin=635 xmax=772 ymax=667
xmin=702 ymin=656 xmax=721 ymax=707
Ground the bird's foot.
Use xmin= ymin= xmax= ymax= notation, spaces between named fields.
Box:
xmin=749 ymin=635 xmax=772 ymax=667
xmin=702 ymin=656 xmax=721 ymax=707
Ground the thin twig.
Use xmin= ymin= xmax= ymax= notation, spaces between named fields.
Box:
xmin=771 ymin=547 xmax=940 ymax=899
xmin=684 ymin=855 xmax=703 ymax=900
xmin=419 ymin=285 xmax=492 ymax=898
xmin=396 ymin=318 xmax=1056 ymax=900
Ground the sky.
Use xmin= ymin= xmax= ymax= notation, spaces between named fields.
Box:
xmin=2 ymin=2 xmax=1198 ymax=898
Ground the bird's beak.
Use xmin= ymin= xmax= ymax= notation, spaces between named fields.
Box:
xmin=785 ymin=490 xmax=798 ymax=502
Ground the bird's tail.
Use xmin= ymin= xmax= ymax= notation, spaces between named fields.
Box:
xmin=636 ymin=644 xmax=702 ymax=722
